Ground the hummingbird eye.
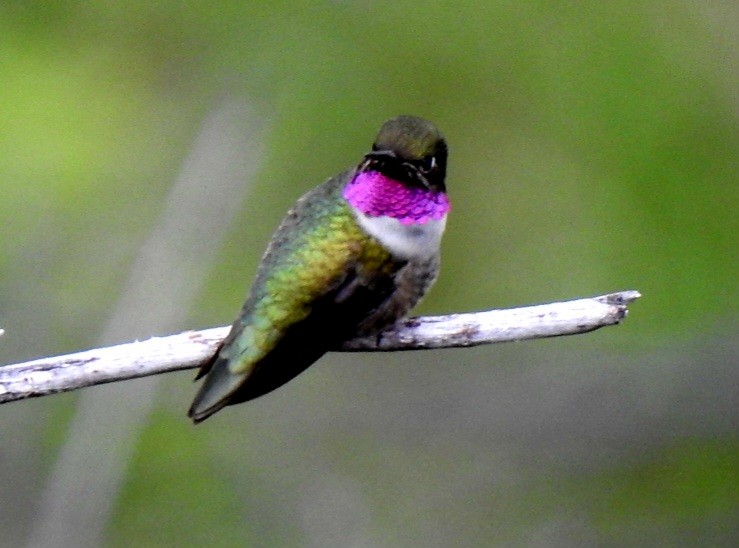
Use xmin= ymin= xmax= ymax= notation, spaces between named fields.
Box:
xmin=422 ymin=155 xmax=437 ymax=173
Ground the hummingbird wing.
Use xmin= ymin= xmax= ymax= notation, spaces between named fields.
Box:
xmin=188 ymin=172 xmax=408 ymax=422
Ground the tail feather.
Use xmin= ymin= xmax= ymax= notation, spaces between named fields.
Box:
xmin=188 ymin=356 xmax=247 ymax=423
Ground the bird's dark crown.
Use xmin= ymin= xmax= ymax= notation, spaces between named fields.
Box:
xmin=360 ymin=115 xmax=447 ymax=192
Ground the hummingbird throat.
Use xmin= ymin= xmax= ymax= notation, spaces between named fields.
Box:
xmin=343 ymin=170 xmax=450 ymax=225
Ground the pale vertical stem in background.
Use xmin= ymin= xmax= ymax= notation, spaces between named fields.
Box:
xmin=26 ymin=99 xmax=265 ymax=548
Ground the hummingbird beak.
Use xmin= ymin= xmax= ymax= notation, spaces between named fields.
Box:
xmin=360 ymin=149 xmax=393 ymax=172
xmin=364 ymin=149 xmax=397 ymax=163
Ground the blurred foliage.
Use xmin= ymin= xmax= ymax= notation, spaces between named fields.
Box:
xmin=1 ymin=0 xmax=737 ymax=546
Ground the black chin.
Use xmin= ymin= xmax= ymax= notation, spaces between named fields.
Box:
xmin=362 ymin=152 xmax=434 ymax=190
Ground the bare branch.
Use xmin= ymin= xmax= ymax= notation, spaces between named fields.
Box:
xmin=0 ymin=290 xmax=640 ymax=405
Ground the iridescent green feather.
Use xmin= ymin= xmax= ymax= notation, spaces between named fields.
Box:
xmin=188 ymin=171 xmax=400 ymax=421
xmin=227 ymin=170 xmax=393 ymax=374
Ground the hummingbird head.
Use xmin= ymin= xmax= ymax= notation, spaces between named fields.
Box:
xmin=361 ymin=115 xmax=448 ymax=193
xmin=344 ymin=116 xmax=451 ymax=229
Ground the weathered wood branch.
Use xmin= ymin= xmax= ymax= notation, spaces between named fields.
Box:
xmin=0 ymin=290 xmax=640 ymax=404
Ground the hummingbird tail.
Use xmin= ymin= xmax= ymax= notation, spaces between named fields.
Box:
xmin=188 ymin=356 xmax=247 ymax=423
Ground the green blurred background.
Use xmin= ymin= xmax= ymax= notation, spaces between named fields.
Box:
xmin=1 ymin=1 xmax=737 ymax=546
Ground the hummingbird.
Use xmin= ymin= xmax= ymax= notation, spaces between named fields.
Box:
xmin=188 ymin=115 xmax=450 ymax=422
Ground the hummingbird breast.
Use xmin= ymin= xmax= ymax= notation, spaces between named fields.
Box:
xmin=349 ymin=211 xmax=447 ymax=261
